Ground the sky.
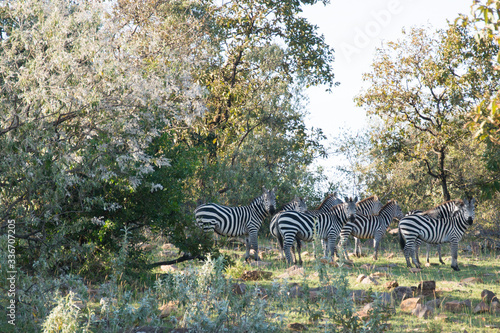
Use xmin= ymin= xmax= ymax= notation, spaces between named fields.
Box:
xmin=299 ymin=0 xmax=474 ymax=190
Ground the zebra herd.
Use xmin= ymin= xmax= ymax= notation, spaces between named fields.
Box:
xmin=194 ymin=188 xmax=476 ymax=271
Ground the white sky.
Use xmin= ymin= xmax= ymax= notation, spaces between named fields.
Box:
xmin=300 ymin=0 xmax=473 ymax=189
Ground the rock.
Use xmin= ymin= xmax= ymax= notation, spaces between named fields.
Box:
xmin=379 ymin=292 xmax=393 ymax=306
xmin=393 ymin=286 xmax=414 ymax=300
xmin=360 ymin=264 xmax=376 ymax=270
xmin=425 ymin=298 xmax=442 ymax=310
xmin=434 ymin=314 xmax=449 ymax=321
xmin=411 ymin=304 xmax=434 ymax=318
xmin=362 ymin=277 xmax=379 ymax=285
xmin=355 ymin=310 xmax=370 ymax=321
xmin=159 ymin=301 xmax=179 ymax=319
xmin=287 ymin=323 xmax=307 ymax=331
xmin=278 ymin=265 xmax=305 ymax=279
xmin=386 ymin=252 xmax=395 ymax=259
xmin=384 ymin=280 xmax=398 ymax=289
xmin=289 ymin=285 xmax=304 ymax=298
xmin=370 ymin=272 xmax=390 ymax=278
xmin=241 ymin=270 xmax=272 ymax=281
xmin=473 ymin=301 xmax=489 ymax=314
xmin=232 ymin=283 xmax=246 ymax=295
xmin=481 ymin=289 xmax=497 ymax=304
xmin=417 ymin=281 xmax=435 ymax=292
xmin=443 ymin=300 xmax=472 ymax=313
xmin=362 ymin=302 xmax=375 ymax=313
xmin=491 ymin=301 xmax=500 ymax=314
xmin=400 ymin=297 xmax=422 ymax=312
xmin=460 ymin=277 xmax=484 ymax=284
xmin=409 ymin=267 xmax=422 ymax=273
xmin=350 ymin=290 xmax=370 ymax=304
xmin=356 ymin=274 xmax=367 ymax=283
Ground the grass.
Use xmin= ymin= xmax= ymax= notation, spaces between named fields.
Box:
xmin=5 ymin=231 xmax=500 ymax=332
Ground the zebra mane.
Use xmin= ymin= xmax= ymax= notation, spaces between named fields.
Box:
xmin=316 ymin=193 xmax=339 ymax=210
xmin=379 ymin=199 xmax=395 ymax=212
xmin=357 ymin=195 xmax=378 ymax=205
xmin=422 ymin=199 xmax=463 ymax=219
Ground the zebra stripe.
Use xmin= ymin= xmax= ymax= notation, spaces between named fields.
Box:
xmin=271 ymin=193 xmax=341 ymax=264
xmin=339 ymin=200 xmax=403 ymax=260
xmin=277 ymin=197 xmax=358 ymax=265
xmin=398 ymin=198 xmax=475 ymax=271
xmin=269 ymin=196 xmax=307 ymax=262
xmin=352 ymin=195 xmax=383 ymax=257
xmin=195 ymin=187 xmax=276 ymax=261
xmin=406 ymin=210 xmax=444 ymax=266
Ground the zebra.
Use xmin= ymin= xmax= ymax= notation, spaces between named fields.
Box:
xmin=326 ymin=195 xmax=382 ymax=258
xmin=407 ymin=210 xmax=444 ymax=265
xmin=277 ymin=197 xmax=358 ymax=265
xmin=269 ymin=196 xmax=308 ymax=261
xmin=338 ymin=200 xmax=403 ymax=261
xmin=398 ymin=198 xmax=475 ymax=271
xmin=352 ymin=195 xmax=383 ymax=257
xmin=272 ymin=193 xmax=342 ymax=264
xmin=194 ymin=187 xmax=276 ymax=261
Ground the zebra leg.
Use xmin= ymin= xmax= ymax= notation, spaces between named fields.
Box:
xmin=373 ymin=232 xmax=382 ymax=260
xmin=354 ymin=237 xmax=361 ymax=257
xmin=296 ymin=238 xmax=303 ymax=265
xmin=338 ymin=236 xmax=350 ymax=261
xmin=244 ymin=237 xmax=251 ymax=261
xmin=321 ymin=239 xmax=328 ymax=258
xmin=283 ymin=236 xmax=295 ymax=265
xmin=426 ymin=243 xmax=431 ymax=263
xmin=250 ymin=232 xmax=260 ymax=261
xmin=414 ymin=238 xmax=422 ymax=267
xmin=450 ymin=241 xmax=460 ymax=271
xmin=437 ymin=244 xmax=445 ymax=264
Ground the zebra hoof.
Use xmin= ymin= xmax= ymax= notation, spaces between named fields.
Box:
xmin=451 ymin=265 xmax=460 ymax=271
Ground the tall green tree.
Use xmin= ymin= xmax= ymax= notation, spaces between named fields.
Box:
xmin=0 ymin=0 xmax=207 ymax=275
xmin=185 ymin=0 xmax=336 ymax=205
xmin=356 ymin=24 xmax=500 ymax=206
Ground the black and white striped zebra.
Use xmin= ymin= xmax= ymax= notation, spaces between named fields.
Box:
xmin=272 ymin=193 xmax=342 ymax=264
xmin=194 ymin=187 xmax=276 ymax=261
xmin=398 ymin=198 xmax=475 ymax=271
xmin=338 ymin=200 xmax=403 ymax=260
xmin=269 ymin=196 xmax=307 ymax=261
xmin=352 ymin=195 xmax=383 ymax=257
xmin=407 ymin=210 xmax=444 ymax=265
xmin=277 ymin=197 xmax=358 ymax=265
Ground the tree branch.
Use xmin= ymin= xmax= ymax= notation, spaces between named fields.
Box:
xmin=149 ymin=254 xmax=206 ymax=268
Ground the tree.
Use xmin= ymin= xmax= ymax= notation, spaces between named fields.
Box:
xmin=0 ymin=0 xmax=207 ymax=275
xmin=184 ymin=0 xmax=336 ymax=204
xmin=356 ymin=24 xmax=500 ymax=205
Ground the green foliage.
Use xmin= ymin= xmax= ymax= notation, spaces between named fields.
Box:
xmin=355 ymin=23 xmax=500 ymax=209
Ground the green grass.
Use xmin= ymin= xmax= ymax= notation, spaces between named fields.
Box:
xmin=8 ymin=232 xmax=500 ymax=333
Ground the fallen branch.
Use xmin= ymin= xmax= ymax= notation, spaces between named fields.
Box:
xmin=149 ymin=254 xmax=206 ymax=268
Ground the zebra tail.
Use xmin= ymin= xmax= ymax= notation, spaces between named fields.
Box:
xmin=398 ymin=223 xmax=406 ymax=250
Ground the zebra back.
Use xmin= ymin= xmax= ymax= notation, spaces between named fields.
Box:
xmin=316 ymin=193 xmax=343 ymax=213
xmin=356 ymin=195 xmax=382 ymax=215
xmin=270 ymin=196 xmax=307 ymax=238
xmin=421 ymin=199 xmax=463 ymax=219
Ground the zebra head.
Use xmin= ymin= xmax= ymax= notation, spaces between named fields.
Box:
xmin=293 ymin=195 xmax=308 ymax=212
xmin=344 ymin=196 xmax=358 ymax=222
xmin=462 ymin=198 xmax=476 ymax=225
xmin=262 ymin=186 xmax=276 ymax=215
xmin=392 ymin=201 xmax=404 ymax=220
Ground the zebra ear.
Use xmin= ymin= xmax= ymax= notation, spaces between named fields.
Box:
xmin=354 ymin=196 xmax=358 ymax=202
xmin=344 ymin=196 xmax=349 ymax=203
